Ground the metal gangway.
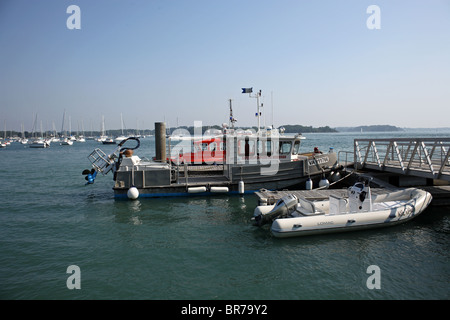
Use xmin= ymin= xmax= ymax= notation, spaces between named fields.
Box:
xmin=354 ymin=138 xmax=450 ymax=181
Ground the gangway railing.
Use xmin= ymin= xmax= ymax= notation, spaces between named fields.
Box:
xmin=338 ymin=150 xmax=353 ymax=169
xmin=354 ymin=138 xmax=450 ymax=181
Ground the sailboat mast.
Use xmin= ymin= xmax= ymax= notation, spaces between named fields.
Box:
xmin=61 ymin=110 xmax=66 ymax=136
xmin=121 ymin=113 xmax=124 ymax=135
xmin=271 ymin=91 xmax=274 ymax=129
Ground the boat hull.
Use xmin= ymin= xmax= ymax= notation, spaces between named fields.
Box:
xmin=29 ymin=142 xmax=50 ymax=148
xmin=86 ymin=134 xmax=339 ymax=199
xmin=269 ymin=188 xmax=432 ymax=238
xmin=113 ymin=174 xmax=316 ymax=199
xmin=112 ymin=153 xmax=338 ymax=198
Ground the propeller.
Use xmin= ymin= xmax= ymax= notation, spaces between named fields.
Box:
xmin=82 ymin=168 xmax=97 ymax=185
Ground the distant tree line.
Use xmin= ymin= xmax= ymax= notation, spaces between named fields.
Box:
xmin=281 ymin=125 xmax=337 ymax=133
xmin=169 ymin=124 xmax=338 ymax=135
xmin=3 ymin=124 xmax=404 ymax=139
xmin=335 ymin=125 xmax=403 ymax=132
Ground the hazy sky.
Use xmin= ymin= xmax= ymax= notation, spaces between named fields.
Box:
xmin=1 ymin=0 xmax=449 ymax=132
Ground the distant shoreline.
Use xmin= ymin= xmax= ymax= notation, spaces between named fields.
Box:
xmin=334 ymin=125 xmax=402 ymax=133
xmin=4 ymin=124 xmax=450 ymax=139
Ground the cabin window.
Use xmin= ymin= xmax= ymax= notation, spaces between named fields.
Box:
xmin=209 ymin=142 xmax=217 ymax=151
xmin=257 ymin=140 xmax=272 ymax=156
xmin=238 ymin=138 xmax=255 ymax=156
xmin=279 ymin=141 xmax=292 ymax=154
xmin=292 ymin=141 xmax=300 ymax=155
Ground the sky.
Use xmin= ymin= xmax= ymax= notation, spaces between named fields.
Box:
xmin=0 ymin=0 xmax=449 ymax=132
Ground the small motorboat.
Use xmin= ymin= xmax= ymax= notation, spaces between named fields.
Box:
xmin=115 ymin=135 xmax=127 ymax=144
xmin=252 ymin=179 xmax=433 ymax=238
xmin=102 ymin=138 xmax=116 ymax=144
xmin=60 ymin=137 xmax=73 ymax=146
xmin=29 ymin=138 xmax=50 ymax=148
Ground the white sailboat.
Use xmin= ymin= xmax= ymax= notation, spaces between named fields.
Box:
xmin=68 ymin=116 xmax=76 ymax=141
xmin=97 ymin=115 xmax=108 ymax=142
xmin=76 ymin=120 xmax=86 ymax=142
xmin=20 ymin=123 xmax=28 ymax=144
xmin=29 ymin=118 xmax=50 ymax=148
xmin=0 ymin=125 xmax=6 ymax=147
xmin=60 ymin=111 xmax=73 ymax=146
xmin=115 ymin=113 xmax=127 ymax=144
xmin=1 ymin=121 xmax=8 ymax=147
xmin=2 ymin=120 xmax=12 ymax=146
xmin=50 ymin=121 xmax=60 ymax=142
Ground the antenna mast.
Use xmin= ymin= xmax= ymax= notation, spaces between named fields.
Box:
xmin=229 ymin=99 xmax=236 ymax=129
xmin=241 ymin=87 xmax=262 ymax=133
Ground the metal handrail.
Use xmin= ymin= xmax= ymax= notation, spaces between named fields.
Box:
xmin=338 ymin=150 xmax=353 ymax=168
xmin=354 ymin=138 xmax=450 ymax=180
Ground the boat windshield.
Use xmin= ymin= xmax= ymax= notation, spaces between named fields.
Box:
xmin=292 ymin=141 xmax=300 ymax=155
xmin=279 ymin=141 xmax=292 ymax=154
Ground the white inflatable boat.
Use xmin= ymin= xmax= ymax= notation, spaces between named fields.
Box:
xmin=253 ymin=180 xmax=433 ymax=238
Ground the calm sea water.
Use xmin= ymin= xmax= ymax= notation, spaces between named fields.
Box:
xmin=0 ymin=131 xmax=449 ymax=300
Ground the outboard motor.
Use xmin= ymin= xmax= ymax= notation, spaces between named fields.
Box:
xmin=253 ymin=194 xmax=298 ymax=226
xmin=348 ymin=177 xmax=372 ymax=212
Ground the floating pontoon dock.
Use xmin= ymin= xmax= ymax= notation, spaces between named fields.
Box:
xmin=256 ymin=137 xmax=450 ymax=207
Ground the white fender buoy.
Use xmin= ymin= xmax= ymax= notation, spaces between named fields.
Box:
xmin=238 ymin=180 xmax=245 ymax=194
xmin=319 ymin=177 xmax=330 ymax=189
xmin=127 ymin=186 xmax=139 ymax=199
xmin=188 ymin=186 xmax=207 ymax=193
xmin=210 ymin=186 xmax=229 ymax=193
xmin=306 ymin=178 xmax=313 ymax=190
xmin=330 ymin=171 xmax=341 ymax=182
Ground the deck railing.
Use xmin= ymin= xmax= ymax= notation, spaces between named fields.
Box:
xmin=354 ymin=138 xmax=450 ymax=181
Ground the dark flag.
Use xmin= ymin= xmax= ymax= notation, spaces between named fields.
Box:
xmin=242 ymin=88 xmax=253 ymax=94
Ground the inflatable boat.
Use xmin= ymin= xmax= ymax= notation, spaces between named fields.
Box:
xmin=253 ymin=180 xmax=433 ymax=238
